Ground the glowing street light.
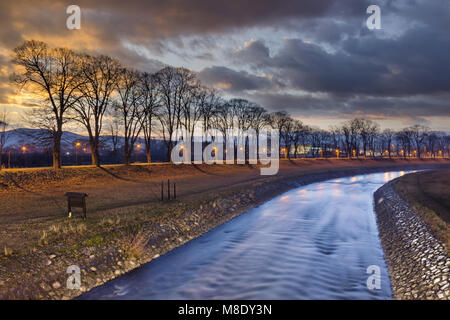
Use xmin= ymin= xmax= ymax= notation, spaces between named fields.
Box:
xmin=75 ymin=142 xmax=81 ymax=165
xmin=135 ymin=144 xmax=142 ymax=163
xmin=21 ymin=146 xmax=27 ymax=154
xmin=335 ymin=149 xmax=339 ymax=159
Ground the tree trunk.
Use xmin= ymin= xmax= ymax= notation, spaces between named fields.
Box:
xmin=90 ymin=137 xmax=100 ymax=167
xmin=167 ymin=140 xmax=173 ymax=163
xmin=145 ymin=141 xmax=152 ymax=163
xmin=124 ymin=139 xmax=130 ymax=165
xmin=91 ymin=148 xmax=100 ymax=167
xmin=53 ymin=132 xmax=62 ymax=170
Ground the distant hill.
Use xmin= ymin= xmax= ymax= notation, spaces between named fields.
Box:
xmin=2 ymin=128 xmax=164 ymax=152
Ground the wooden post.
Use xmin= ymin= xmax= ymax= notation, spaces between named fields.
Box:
xmin=167 ymin=179 xmax=171 ymax=200
xmin=82 ymin=198 xmax=87 ymax=220
xmin=161 ymin=181 xmax=164 ymax=201
xmin=173 ymin=182 xmax=176 ymax=199
xmin=68 ymin=197 xmax=72 ymax=218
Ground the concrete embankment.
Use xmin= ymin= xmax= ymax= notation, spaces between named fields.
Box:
xmin=374 ymin=183 xmax=449 ymax=300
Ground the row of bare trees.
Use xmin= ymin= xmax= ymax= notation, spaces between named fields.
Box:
xmin=277 ymin=116 xmax=449 ymax=159
xmin=11 ymin=40 xmax=274 ymax=168
xmin=10 ymin=40 xmax=450 ymax=169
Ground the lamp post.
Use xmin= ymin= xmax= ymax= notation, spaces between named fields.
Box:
xmin=75 ymin=142 xmax=81 ymax=165
xmin=336 ymin=149 xmax=339 ymax=159
xmin=136 ymin=144 xmax=141 ymax=163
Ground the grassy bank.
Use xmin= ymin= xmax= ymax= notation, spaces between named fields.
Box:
xmin=0 ymin=159 xmax=449 ymax=299
xmin=392 ymin=169 xmax=450 ymax=251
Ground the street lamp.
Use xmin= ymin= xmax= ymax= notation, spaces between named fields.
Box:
xmin=136 ymin=144 xmax=141 ymax=162
xmin=75 ymin=142 xmax=81 ymax=165
xmin=336 ymin=149 xmax=339 ymax=159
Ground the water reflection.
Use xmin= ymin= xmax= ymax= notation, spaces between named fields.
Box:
xmin=81 ymin=171 xmax=410 ymax=300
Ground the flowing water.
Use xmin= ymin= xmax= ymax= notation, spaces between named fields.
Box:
xmin=81 ymin=171 xmax=409 ymax=300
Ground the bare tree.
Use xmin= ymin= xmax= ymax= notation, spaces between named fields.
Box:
xmin=281 ymin=117 xmax=295 ymax=159
xmin=139 ymin=72 xmax=160 ymax=163
xmin=341 ymin=119 xmax=362 ymax=158
xmin=156 ymin=67 xmax=185 ymax=161
xmin=425 ymin=132 xmax=440 ymax=158
xmin=180 ymin=72 xmax=203 ymax=144
xmin=410 ymin=124 xmax=429 ymax=158
xmin=329 ymin=126 xmax=342 ymax=152
xmin=115 ymin=68 xmax=143 ymax=165
xmin=199 ymin=88 xmax=220 ymax=146
xmin=396 ymin=128 xmax=413 ymax=157
xmin=269 ymin=111 xmax=291 ymax=156
xmin=381 ymin=129 xmax=395 ymax=158
xmin=247 ymin=104 xmax=269 ymax=158
xmin=359 ymin=119 xmax=379 ymax=157
xmin=12 ymin=40 xmax=82 ymax=169
xmin=72 ymin=54 xmax=121 ymax=166
xmin=0 ymin=110 xmax=8 ymax=169
xmin=107 ymin=107 xmax=121 ymax=162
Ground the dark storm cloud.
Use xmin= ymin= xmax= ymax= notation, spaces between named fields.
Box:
xmin=245 ymin=91 xmax=450 ymax=123
xmin=0 ymin=0 xmax=369 ymax=48
xmin=230 ymin=29 xmax=450 ymax=97
xmin=198 ymin=66 xmax=279 ymax=92
xmin=0 ymin=0 xmax=449 ymax=128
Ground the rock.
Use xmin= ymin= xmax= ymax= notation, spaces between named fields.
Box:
xmin=90 ymin=267 xmax=97 ymax=272
xmin=114 ymin=270 xmax=121 ymax=276
xmin=152 ymin=254 xmax=160 ymax=259
xmin=52 ymin=281 xmax=61 ymax=289
xmin=49 ymin=254 xmax=56 ymax=259
xmin=46 ymin=260 xmax=52 ymax=265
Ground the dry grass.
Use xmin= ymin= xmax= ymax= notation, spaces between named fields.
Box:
xmin=38 ymin=221 xmax=88 ymax=246
xmin=393 ymin=169 xmax=450 ymax=251
xmin=120 ymin=232 xmax=149 ymax=260
xmin=3 ymin=246 xmax=13 ymax=256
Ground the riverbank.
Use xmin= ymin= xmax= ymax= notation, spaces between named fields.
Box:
xmin=0 ymin=159 xmax=449 ymax=299
xmin=374 ymin=171 xmax=450 ymax=300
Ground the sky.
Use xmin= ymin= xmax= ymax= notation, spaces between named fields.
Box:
xmin=0 ymin=0 xmax=449 ymax=132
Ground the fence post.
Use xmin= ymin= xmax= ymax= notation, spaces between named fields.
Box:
xmin=161 ymin=180 xmax=164 ymax=201
xmin=173 ymin=182 xmax=176 ymax=199
xmin=167 ymin=179 xmax=171 ymax=200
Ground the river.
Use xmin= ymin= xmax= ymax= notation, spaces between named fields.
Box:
xmin=80 ymin=170 xmax=409 ymax=300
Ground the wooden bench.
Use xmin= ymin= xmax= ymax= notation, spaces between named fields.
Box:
xmin=65 ymin=192 xmax=88 ymax=219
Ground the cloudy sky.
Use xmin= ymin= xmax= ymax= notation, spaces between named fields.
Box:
xmin=0 ymin=0 xmax=449 ymax=131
